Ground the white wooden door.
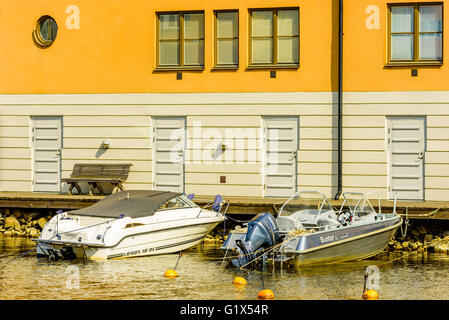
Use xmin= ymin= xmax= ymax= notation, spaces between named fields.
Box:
xmin=387 ymin=116 xmax=426 ymax=201
xmin=32 ymin=117 xmax=62 ymax=193
xmin=263 ymin=116 xmax=298 ymax=198
xmin=153 ymin=117 xmax=186 ymax=193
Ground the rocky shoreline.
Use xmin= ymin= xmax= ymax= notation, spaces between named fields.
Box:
xmin=386 ymin=222 xmax=449 ymax=254
xmin=0 ymin=209 xmax=53 ymax=238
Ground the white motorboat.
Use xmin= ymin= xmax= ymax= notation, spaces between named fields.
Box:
xmin=34 ymin=190 xmax=224 ymax=260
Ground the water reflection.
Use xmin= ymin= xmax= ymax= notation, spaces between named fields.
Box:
xmin=1 ymin=235 xmax=449 ymax=300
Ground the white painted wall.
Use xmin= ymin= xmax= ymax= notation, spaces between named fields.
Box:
xmin=0 ymin=91 xmax=448 ymax=201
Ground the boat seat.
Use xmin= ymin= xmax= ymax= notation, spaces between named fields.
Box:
xmin=277 ymin=215 xmax=304 ymax=232
xmin=316 ymin=216 xmax=340 ymax=228
xmin=303 ymin=210 xmax=339 ymax=226
xmin=322 ymin=210 xmax=338 ymax=221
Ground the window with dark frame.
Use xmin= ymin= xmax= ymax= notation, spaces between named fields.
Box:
xmin=215 ymin=10 xmax=239 ymax=68
xmin=388 ymin=3 xmax=443 ymax=64
xmin=249 ymin=8 xmax=299 ymax=68
xmin=157 ymin=11 xmax=205 ymax=69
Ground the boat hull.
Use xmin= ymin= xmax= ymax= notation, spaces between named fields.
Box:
xmin=284 ymin=217 xmax=402 ymax=266
xmin=36 ymin=219 xmax=222 ymax=260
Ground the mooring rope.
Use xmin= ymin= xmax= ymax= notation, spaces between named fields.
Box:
xmin=220 ymin=232 xmax=235 ymax=269
xmin=427 ymin=208 xmax=441 ymax=219
xmin=223 ymin=215 xmax=253 ymax=224
xmin=0 ymin=248 xmax=36 ymax=265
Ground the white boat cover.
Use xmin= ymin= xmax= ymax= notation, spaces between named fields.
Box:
xmin=68 ymin=190 xmax=182 ymax=218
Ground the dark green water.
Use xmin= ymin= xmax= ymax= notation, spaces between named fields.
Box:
xmin=1 ymin=235 xmax=449 ymax=300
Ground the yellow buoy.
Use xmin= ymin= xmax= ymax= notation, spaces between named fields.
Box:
xmin=258 ymin=289 xmax=275 ymax=300
xmin=363 ymin=289 xmax=379 ymax=300
xmin=233 ymin=277 xmax=247 ymax=286
xmin=164 ymin=269 xmax=178 ymax=278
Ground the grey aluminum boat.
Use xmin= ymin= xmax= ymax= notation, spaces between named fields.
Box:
xmin=221 ymin=191 xmax=402 ymax=267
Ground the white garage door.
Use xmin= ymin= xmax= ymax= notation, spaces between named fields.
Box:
xmin=387 ymin=116 xmax=426 ymax=201
xmin=263 ymin=116 xmax=298 ymax=198
xmin=32 ymin=116 xmax=62 ymax=193
xmin=153 ymin=117 xmax=186 ymax=193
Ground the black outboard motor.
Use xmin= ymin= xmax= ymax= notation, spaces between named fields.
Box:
xmin=60 ymin=246 xmax=77 ymax=261
xmin=231 ymin=212 xmax=279 ymax=268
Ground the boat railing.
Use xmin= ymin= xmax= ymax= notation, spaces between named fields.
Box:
xmin=278 ymin=190 xmax=334 ymax=218
xmin=364 ymin=191 xmax=382 ymax=215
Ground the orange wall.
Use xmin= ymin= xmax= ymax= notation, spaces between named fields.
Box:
xmin=2 ymin=0 xmax=447 ymax=94
xmin=0 ymin=0 xmax=336 ymax=94
xmin=343 ymin=0 xmax=449 ymax=92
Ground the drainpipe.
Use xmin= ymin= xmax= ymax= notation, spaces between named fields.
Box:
xmin=334 ymin=0 xmax=343 ymax=200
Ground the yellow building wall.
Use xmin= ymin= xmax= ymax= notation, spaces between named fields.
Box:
xmin=344 ymin=0 xmax=449 ymax=92
xmin=0 ymin=0 xmax=337 ymax=94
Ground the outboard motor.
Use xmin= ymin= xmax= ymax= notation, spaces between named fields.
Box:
xmin=231 ymin=212 xmax=279 ymax=268
xmin=60 ymin=246 xmax=77 ymax=261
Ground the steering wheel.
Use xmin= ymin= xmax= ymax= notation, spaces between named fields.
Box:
xmin=337 ymin=210 xmax=353 ymax=224
xmin=337 ymin=210 xmax=351 ymax=217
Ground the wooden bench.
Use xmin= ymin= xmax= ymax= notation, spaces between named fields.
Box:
xmin=61 ymin=163 xmax=133 ymax=195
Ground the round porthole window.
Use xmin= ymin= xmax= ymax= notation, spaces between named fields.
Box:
xmin=33 ymin=16 xmax=58 ymax=47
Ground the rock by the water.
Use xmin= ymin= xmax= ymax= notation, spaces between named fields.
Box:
xmin=424 ymin=234 xmax=433 ymax=244
xmin=29 ymin=228 xmax=40 ymax=238
xmin=4 ymin=216 xmax=20 ymax=229
xmin=36 ymin=217 xmax=48 ymax=230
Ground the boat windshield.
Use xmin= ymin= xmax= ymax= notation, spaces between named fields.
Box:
xmin=158 ymin=195 xmax=199 ymax=210
xmin=340 ymin=192 xmax=377 ymax=217
xmin=278 ymin=191 xmax=335 ymax=217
